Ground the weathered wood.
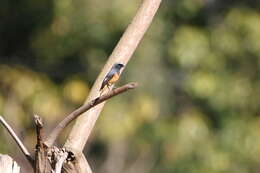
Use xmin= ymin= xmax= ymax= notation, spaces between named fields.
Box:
xmin=34 ymin=115 xmax=52 ymax=173
xmin=62 ymin=152 xmax=92 ymax=173
xmin=0 ymin=154 xmax=20 ymax=173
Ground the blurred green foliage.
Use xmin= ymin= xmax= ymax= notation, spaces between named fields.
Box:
xmin=0 ymin=0 xmax=260 ymax=172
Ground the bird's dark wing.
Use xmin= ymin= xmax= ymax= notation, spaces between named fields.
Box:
xmin=100 ymin=71 xmax=114 ymax=90
xmin=100 ymin=77 xmax=109 ymax=90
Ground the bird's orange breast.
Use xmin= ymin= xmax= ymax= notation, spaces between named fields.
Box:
xmin=108 ymin=73 xmax=120 ymax=84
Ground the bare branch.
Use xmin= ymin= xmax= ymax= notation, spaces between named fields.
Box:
xmin=53 ymin=149 xmax=68 ymax=173
xmin=0 ymin=116 xmax=34 ymax=165
xmin=34 ymin=115 xmax=44 ymax=148
xmin=62 ymin=152 xmax=92 ymax=173
xmin=34 ymin=115 xmax=53 ymax=173
xmin=64 ymin=0 xmax=162 ymax=152
xmin=45 ymin=82 xmax=138 ymax=147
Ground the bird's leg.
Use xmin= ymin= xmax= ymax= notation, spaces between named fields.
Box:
xmin=99 ymin=89 xmax=104 ymax=97
xmin=107 ymin=84 xmax=111 ymax=91
xmin=108 ymin=84 xmax=116 ymax=90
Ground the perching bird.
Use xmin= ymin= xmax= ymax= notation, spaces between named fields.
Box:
xmin=100 ymin=63 xmax=124 ymax=92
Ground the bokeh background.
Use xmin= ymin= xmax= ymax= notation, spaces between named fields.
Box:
xmin=1 ymin=0 xmax=260 ymax=172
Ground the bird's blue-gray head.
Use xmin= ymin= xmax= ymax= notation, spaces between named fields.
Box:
xmin=113 ymin=63 xmax=124 ymax=70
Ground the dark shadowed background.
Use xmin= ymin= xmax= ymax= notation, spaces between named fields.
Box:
xmin=0 ymin=0 xmax=260 ymax=172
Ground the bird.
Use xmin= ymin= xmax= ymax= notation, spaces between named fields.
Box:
xmin=100 ymin=63 xmax=124 ymax=92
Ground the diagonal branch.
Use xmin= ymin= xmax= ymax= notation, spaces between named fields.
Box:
xmin=64 ymin=0 xmax=162 ymax=152
xmin=0 ymin=115 xmax=34 ymax=166
xmin=44 ymin=82 xmax=138 ymax=147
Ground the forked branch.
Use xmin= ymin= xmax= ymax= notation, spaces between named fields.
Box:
xmin=44 ymin=82 xmax=138 ymax=147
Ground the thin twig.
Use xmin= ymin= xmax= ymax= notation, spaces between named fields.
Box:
xmin=44 ymin=82 xmax=138 ymax=147
xmin=0 ymin=115 xmax=34 ymax=165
